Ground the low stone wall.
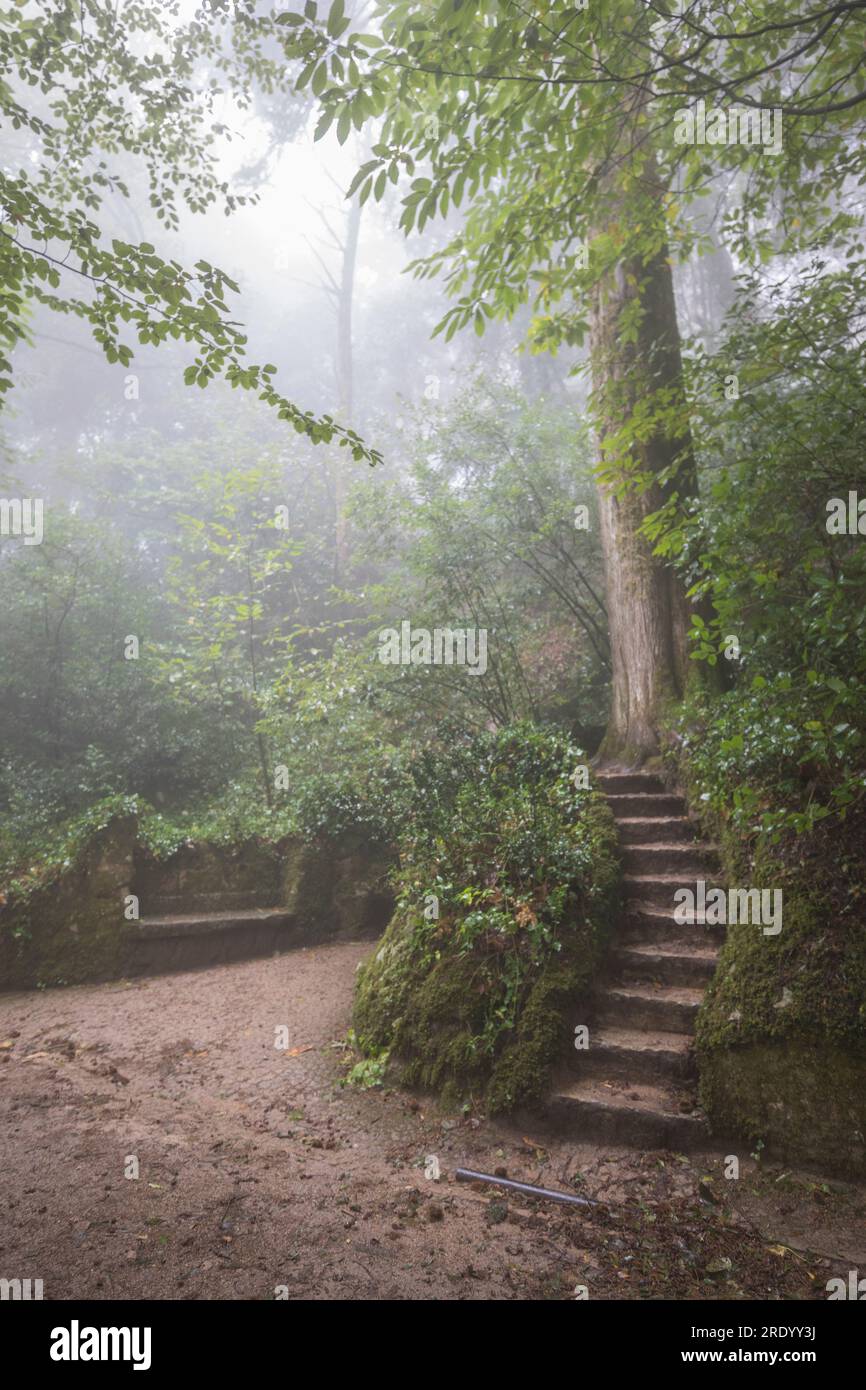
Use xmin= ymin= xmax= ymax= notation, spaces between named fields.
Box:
xmin=0 ymin=816 xmax=396 ymax=990
xmin=280 ymin=831 xmax=396 ymax=943
xmin=700 ymin=1041 xmax=866 ymax=1177
xmin=0 ymin=815 xmax=138 ymax=990
xmin=132 ymin=837 xmax=285 ymax=916
xmin=659 ymin=733 xmax=866 ymax=1179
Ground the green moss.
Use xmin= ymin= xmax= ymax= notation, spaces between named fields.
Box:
xmin=353 ymin=786 xmax=621 ymax=1112
xmin=486 ymin=928 xmax=598 ymax=1113
xmin=661 ymin=708 xmax=866 ymax=1175
xmin=2 ymin=815 xmax=396 ymax=990
xmin=281 ymin=832 xmax=395 ymax=941
xmin=700 ymin=1041 xmax=866 ymax=1175
xmin=355 ymin=917 xmax=492 ymax=1096
xmin=695 ymin=880 xmax=866 ymax=1056
xmin=0 ymin=813 xmax=138 ymax=989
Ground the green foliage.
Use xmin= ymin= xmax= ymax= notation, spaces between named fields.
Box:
xmin=0 ymin=793 xmax=141 ymax=908
xmin=342 ymin=1033 xmax=390 ymax=1090
xmin=131 ymin=755 xmax=408 ymax=862
xmin=668 ymin=681 xmax=865 ymax=844
xmin=289 ymin=759 xmax=408 ymax=843
xmin=0 ymin=505 xmax=230 ymax=827
xmin=0 ymin=397 xmax=379 ymax=867
xmin=0 ymin=0 xmax=378 ymax=458
xmin=653 ymin=266 xmax=866 ymax=842
xmin=283 ymin=0 xmax=866 ymax=486
xmin=3 ymin=376 xmax=609 ymax=884
xmin=353 ymin=723 xmax=621 ymax=1110
xmin=346 ymin=373 xmax=609 ymax=736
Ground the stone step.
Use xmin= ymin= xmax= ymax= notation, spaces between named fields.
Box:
xmin=617 ymin=816 xmax=696 ymax=844
xmin=573 ymin=1024 xmax=696 ymax=1082
xmin=621 ymin=903 xmax=726 ymax=947
xmin=549 ymin=1077 xmax=709 ymax=1149
xmin=128 ymin=908 xmax=296 ymax=976
xmin=622 ymin=842 xmax=720 ymax=876
xmin=139 ymin=890 xmax=278 ymax=916
xmin=137 ymin=906 xmax=295 ymax=934
xmin=595 ymin=771 xmax=667 ymax=796
xmin=612 ymin=941 xmax=718 ymax=988
xmin=549 ymin=772 xmax=723 ymax=1153
xmin=596 ymin=983 xmax=703 ymax=1032
xmin=623 ymin=873 xmax=724 ymax=909
xmin=606 ymin=793 xmax=686 ymax=818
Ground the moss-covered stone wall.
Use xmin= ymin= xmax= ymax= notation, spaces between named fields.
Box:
xmin=280 ymin=831 xmax=395 ymax=942
xmin=1 ymin=816 xmax=396 ymax=991
xmin=661 ymin=733 xmax=866 ymax=1177
xmin=0 ymin=814 xmax=138 ymax=990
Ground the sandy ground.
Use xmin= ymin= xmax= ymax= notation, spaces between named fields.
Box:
xmin=1 ymin=941 xmax=864 ymax=1302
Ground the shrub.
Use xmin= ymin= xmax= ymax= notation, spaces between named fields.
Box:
xmin=352 ymin=723 xmax=621 ymax=1110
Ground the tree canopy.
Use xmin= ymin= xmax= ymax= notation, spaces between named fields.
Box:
xmin=0 ymin=0 xmax=379 ymax=459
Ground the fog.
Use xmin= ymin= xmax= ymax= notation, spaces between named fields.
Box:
xmin=2 ymin=1 xmax=863 ymax=1320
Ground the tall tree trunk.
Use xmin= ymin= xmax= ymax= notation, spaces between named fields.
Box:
xmin=590 ymin=148 xmax=697 ymax=764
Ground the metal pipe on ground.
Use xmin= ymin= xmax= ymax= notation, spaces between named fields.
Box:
xmin=454 ymin=1167 xmax=599 ymax=1209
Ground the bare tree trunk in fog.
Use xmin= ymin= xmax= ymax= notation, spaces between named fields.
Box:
xmin=675 ymin=190 xmax=737 ymax=350
xmin=246 ymin=547 xmax=273 ymax=808
xmin=306 ymin=175 xmax=363 ymax=585
xmin=332 ymin=193 xmax=361 ymax=583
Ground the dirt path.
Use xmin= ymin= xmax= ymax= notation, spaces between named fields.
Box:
xmin=1 ymin=942 xmax=864 ymax=1301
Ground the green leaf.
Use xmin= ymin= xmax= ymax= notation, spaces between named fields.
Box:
xmin=326 ymin=0 xmax=347 ymax=37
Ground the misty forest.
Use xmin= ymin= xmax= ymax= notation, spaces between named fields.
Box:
xmin=1 ymin=0 xmax=866 ymax=1314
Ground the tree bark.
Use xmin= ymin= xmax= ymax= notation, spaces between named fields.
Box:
xmin=589 ymin=151 xmax=697 ymax=763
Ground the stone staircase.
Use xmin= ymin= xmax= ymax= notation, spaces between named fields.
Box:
xmin=551 ymin=770 xmax=724 ymax=1149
